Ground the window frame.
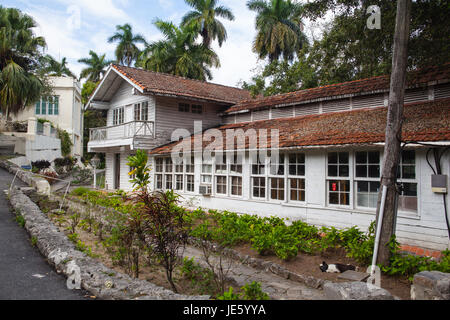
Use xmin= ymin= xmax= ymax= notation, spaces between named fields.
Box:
xmin=354 ymin=150 xmax=381 ymax=210
xmin=326 ymin=151 xmax=351 ymax=207
xmin=288 ymin=153 xmax=306 ymax=203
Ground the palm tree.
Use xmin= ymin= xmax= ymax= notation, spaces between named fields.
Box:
xmin=181 ymin=0 xmax=235 ymax=48
xmin=40 ymin=55 xmax=76 ymax=78
xmin=0 ymin=6 xmax=47 ymax=118
xmin=247 ymin=0 xmax=307 ymax=62
xmin=108 ymin=24 xmax=147 ymax=67
xmin=140 ymin=20 xmax=220 ymax=81
xmin=78 ymin=51 xmax=113 ymax=82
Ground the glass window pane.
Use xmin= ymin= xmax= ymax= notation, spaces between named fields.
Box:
xmin=368 ymin=151 xmax=379 ymax=164
xmin=329 ymin=192 xmax=339 ymax=205
xmin=368 ymin=165 xmax=380 ymax=178
xmin=402 ymin=150 xmax=415 ymax=164
xmin=355 ymin=152 xmax=367 ymax=164
xmin=339 ymin=165 xmax=349 ymax=177
xmin=328 ymin=165 xmax=338 ymax=177
xmin=328 ymin=152 xmax=338 ymax=164
xmin=402 ymin=165 xmax=415 ymax=179
xmin=339 ymin=152 xmax=349 ymax=164
xmin=356 ymin=165 xmax=367 ymax=178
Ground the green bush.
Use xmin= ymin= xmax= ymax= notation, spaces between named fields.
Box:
xmin=217 ymin=282 xmax=269 ymax=300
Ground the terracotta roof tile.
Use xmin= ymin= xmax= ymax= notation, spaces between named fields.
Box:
xmin=150 ymin=98 xmax=450 ymax=155
xmin=112 ymin=64 xmax=251 ymax=104
xmin=225 ymin=64 xmax=450 ymax=114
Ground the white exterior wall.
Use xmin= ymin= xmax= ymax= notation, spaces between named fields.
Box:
xmin=106 ymin=81 xmax=156 ymax=127
xmin=146 ymin=149 xmax=450 ymax=251
xmin=10 ymin=76 xmax=83 ymax=157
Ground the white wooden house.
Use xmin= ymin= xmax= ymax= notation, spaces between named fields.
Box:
xmin=87 ymin=64 xmax=450 ymax=251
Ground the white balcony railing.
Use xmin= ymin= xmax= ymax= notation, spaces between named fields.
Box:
xmin=89 ymin=121 xmax=154 ymax=142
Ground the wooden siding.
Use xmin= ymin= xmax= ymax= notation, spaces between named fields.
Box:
xmin=321 ymin=98 xmax=351 ymax=113
xmin=295 ymin=103 xmax=320 ymax=117
xmin=435 ymin=83 xmax=450 ymax=100
xmin=352 ymin=94 xmax=385 ymax=109
xmin=252 ymin=109 xmax=270 ymax=121
xmin=271 ymin=106 xmax=294 ymax=119
xmin=154 ymin=96 xmax=223 ymax=145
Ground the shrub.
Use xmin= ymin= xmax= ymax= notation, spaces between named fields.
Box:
xmin=217 ymin=282 xmax=269 ymax=300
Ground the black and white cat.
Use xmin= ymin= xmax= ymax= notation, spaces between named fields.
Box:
xmin=319 ymin=261 xmax=356 ymax=273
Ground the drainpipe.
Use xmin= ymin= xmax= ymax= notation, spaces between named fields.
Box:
xmin=370 ymin=185 xmax=388 ymax=275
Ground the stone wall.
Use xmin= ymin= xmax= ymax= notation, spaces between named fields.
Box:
xmin=8 ymin=188 xmax=209 ymax=300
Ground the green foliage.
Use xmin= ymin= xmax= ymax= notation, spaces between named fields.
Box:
xmin=181 ymin=257 xmax=216 ymax=295
xmin=108 ymin=23 xmax=146 ymax=67
xmin=380 ymin=237 xmax=450 ymax=281
xmin=30 ymin=236 xmax=37 ymax=247
xmin=127 ymin=150 xmax=151 ymax=192
xmin=217 ymin=281 xmax=269 ymax=300
xmin=15 ymin=214 xmax=25 ymax=228
xmin=56 ymin=129 xmax=73 ymax=157
xmin=0 ymin=6 xmax=48 ymax=116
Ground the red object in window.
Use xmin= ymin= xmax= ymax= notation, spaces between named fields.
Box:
xmin=332 ymin=183 xmax=337 ymax=191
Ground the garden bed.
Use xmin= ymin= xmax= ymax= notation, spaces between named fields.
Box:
xmin=27 ymin=190 xmax=247 ymax=299
xmin=54 ymin=187 xmax=450 ymax=301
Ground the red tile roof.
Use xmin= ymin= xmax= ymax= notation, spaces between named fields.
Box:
xmin=112 ymin=64 xmax=251 ymax=105
xmin=150 ymin=98 xmax=450 ymax=155
xmin=225 ymin=64 xmax=450 ymax=114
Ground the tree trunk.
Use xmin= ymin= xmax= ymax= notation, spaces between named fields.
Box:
xmin=375 ymin=0 xmax=412 ymax=266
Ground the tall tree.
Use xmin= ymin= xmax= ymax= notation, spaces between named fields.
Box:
xmin=302 ymin=0 xmax=450 ymax=85
xmin=108 ymin=24 xmax=147 ymax=67
xmin=375 ymin=0 xmax=412 ymax=267
xmin=247 ymin=0 xmax=307 ymax=62
xmin=0 ymin=6 xmax=48 ymax=118
xmin=40 ymin=55 xmax=76 ymax=78
xmin=140 ymin=20 xmax=220 ymax=81
xmin=78 ymin=50 xmax=113 ymax=82
xmin=181 ymin=0 xmax=235 ymax=48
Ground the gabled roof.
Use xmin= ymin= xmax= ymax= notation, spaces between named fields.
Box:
xmin=225 ymin=64 xmax=450 ymax=114
xmin=110 ymin=64 xmax=251 ymax=104
xmin=150 ymin=98 xmax=450 ymax=155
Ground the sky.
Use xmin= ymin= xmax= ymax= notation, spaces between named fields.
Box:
xmin=3 ymin=0 xmax=329 ymax=87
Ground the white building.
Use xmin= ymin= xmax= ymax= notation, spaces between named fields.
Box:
xmin=9 ymin=76 xmax=84 ymax=158
xmin=87 ymin=64 xmax=450 ymax=252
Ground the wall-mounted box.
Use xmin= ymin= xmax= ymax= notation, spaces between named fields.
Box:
xmin=431 ymin=175 xmax=448 ymax=194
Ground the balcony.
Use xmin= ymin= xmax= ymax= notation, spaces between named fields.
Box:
xmin=88 ymin=121 xmax=155 ymax=152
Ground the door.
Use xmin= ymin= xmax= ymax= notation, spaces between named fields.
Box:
xmin=114 ymin=153 xmax=120 ymax=190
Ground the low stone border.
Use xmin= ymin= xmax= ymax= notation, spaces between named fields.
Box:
xmin=0 ymin=160 xmax=50 ymax=195
xmin=186 ymin=238 xmax=330 ymax=290
xmin=53 ymin=193 xmax=331 ymax=291
xmin=8 ymin=187 xmax=209 ymax=300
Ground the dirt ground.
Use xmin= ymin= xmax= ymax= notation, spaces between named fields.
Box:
xmin=29 ymin=192 xmax=412 ymax=300
xmin=233 ymin=243 xmax=412 ymax=300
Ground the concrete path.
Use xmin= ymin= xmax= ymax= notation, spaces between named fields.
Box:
xmin=0 ymin=168 xmax=90 ymax=300
xmin=184 ymin=246 xmax=326 ymax=300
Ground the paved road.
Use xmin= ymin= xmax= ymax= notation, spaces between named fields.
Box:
xmin=0 ymin=168 xmax=89 ymax=300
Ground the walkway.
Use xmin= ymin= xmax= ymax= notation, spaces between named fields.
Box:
xmin=0 ymin=168 xmax=90 ymax=300
xmin=184 ymin=246 xmax=326 ymax=300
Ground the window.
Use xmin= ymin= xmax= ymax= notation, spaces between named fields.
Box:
xmin=165 ymin=158 xmax=173 ymax=173
xmin=327 ymin=152 xmax=350 ymax=206
xmin=215 ymin=154 xmax=227 ymax=174
xmin=179 ymin=103 xmax=190 ymax=112
xmin=397 ymin=150 xmax=418 ymax=212
xmin=165 ymin=174 xmax=173 ymax=190
xmin=288 ymin=153 xmax=305 ymax=202
xmin=252 ymin=177 xmax=266 ymax=199
xmin=155 ymin=158 xmax=164 ymax=173
xmin=290 ymin=179 xmax=305 ymax=202
xmin=192 ymin=104 xmax=203 ymax=114
xmin=54 ymin=96 xmax=59 ymax=115
xmin=230 ymin=153 xmax=243 ymax=174
xmin=202 ymin=156 xmax=213 ymax=185
xmin=48 ymin=96 xmax=54 ymax=115
xmin=134 ymin=101 xmax=149 ymax=121
xmin=231 ymin=176 xmax=242 ymax=196
xmin=41 ymin=97 xmax=47 ymax=115
xmin=155 ymin=174 xmax=163 ymax=189
xmin=113 ymin=107 xmax=124 ymax=125
xmin=270 ymin=154 xmax=285 ymax=175
xmin=252 ymin=154 xmax=265 ymax=175
xmin=216 ymin=176 xmax=227 ymax=195
xmin=270 ymin=178 xmax=285 ymax=201
xmin=186 ymin=175 xmax=195 ymax=192
xmin=355 ymin=151 xmax=381 ymax=209
xmin=175 ymin=174 xmax=184 ymax=191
